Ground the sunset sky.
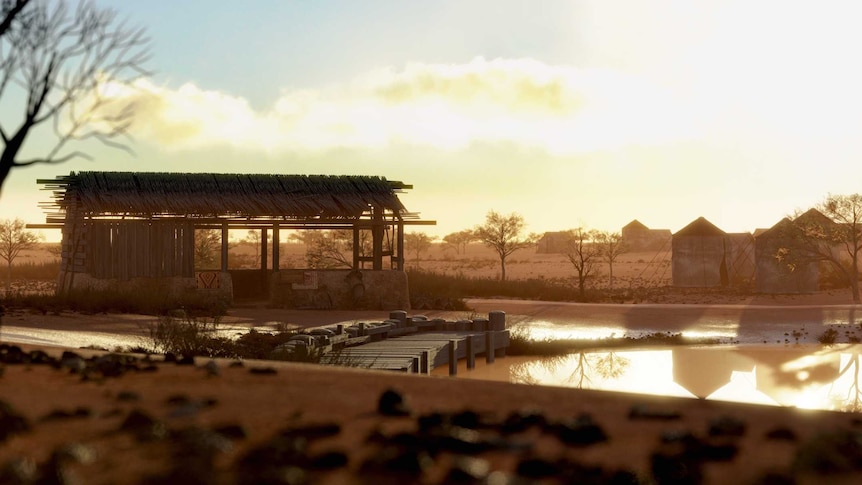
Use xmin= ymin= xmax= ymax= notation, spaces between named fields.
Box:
xmin=3 ymin=0 xmax=862 ymax=241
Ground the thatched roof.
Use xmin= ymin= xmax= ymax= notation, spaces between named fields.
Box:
xmin=39 ymin=172 xmax=412 ymax=221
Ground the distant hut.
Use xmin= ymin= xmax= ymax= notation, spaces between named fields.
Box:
xmin=754 ymin=209 xmax=833 ymax=294
xmin=36 ymin=171 xmax=433 ymax=309
xmin=672 ymin=217 xmax=728 ymax=287
xmin=621 ymin=219 xmax=671 ymax=251
xmin=536 ymin=231 xmax=570 ymax=254
xmin=724 ymin=232 xmax=756 ymax=287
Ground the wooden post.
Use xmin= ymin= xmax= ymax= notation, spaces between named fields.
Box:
xmin=448 ymin=340 xmax=458 ymax=376
xmin=397 ymin=220 xmax=405 ymax=271
xmin=261 ymin=228 xmax=268 ymax=271
xmin=466 ymin=335 xmax=476 ymax=370
xmin=485 ymin=331 xmax=495 ymax=364
xmin=221 ymin=223 xmax=229 ymax=272
xmin=489 ymin=311 xmax=506 ymax=331
xmin=352 ymin=226 xmax=360 ymax=269
xmin=272 ymin=224 xmax=280 ymax=272
xmin=372 ymin=207 xmax=383 ymax=270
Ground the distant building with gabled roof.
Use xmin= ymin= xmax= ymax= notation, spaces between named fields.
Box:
xmin=672 ymin=217 xmax=728 ymax=287
xmin=621 ymin=219 xmax=671 ymax=251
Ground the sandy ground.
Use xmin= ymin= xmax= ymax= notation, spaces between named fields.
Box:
xmin=3 ymin=294 xmax=862 ymax=483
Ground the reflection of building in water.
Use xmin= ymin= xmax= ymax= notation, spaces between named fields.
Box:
xmin=507 ymin=346 xmax=862 ymax=411
xmin=736 ymin=347 xmax=841 ymax=406
xmin=672 ymin=348 xmax=754 ymax=399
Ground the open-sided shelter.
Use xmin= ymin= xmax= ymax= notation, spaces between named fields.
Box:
xmin=36 ymin=171 xmax=433 ymax=309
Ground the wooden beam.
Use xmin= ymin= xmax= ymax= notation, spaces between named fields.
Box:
xmin=272 ymin=223 xmax=280 ymax=272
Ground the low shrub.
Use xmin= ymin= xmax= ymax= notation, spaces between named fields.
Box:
xmin=146 ymin=313 xmax=235 ymax=358
xmin=3 ymin=287 xmax=229 ymax=317
xmin=817 ymin=328 xmax=839 ymax=345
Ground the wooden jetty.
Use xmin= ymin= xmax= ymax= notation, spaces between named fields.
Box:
xmin=319 ymin=311 xmax=510 ymax=375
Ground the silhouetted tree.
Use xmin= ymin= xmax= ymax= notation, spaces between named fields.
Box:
xmin=404 ymin=231 xmax=436 ymax=267
xmin=596 ymin=231 xmax=627 ymax=288
xmin=564 ymin=227 xmax=601 ymax=299
xmin=0 ymin=0 xmax=150 ymax=194
xmin=0 ymin=218 xmax=41 ymax=295
xmin=245 ymin=230 xmax=262 ymax=259
xmin=194 ymin=229 xmax=221 ymax=269
xmin=0 ymin=1 xmax=30 ymax=38
xmin=305 ymin=230 xmax=373 ymax=269
xmin=442 ymin=229 xmax=474 ymax=255
xmin=474 ymin=211 xmax=536 ymax=281
xmin=780 ymin=194 xmax=862 ymax=303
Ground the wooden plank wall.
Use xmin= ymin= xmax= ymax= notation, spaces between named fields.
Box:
xmin=83 ymin=220 xmax=196 ymax=280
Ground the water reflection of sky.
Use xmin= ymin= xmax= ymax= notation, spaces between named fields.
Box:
xmin=521 ymin=320 xmax=739 ymax=342
xmin=477 ymin=345 xmax=862 ymax=412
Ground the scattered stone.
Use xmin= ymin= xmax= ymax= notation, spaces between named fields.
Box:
xmin=629 ymin=404 xmax=682 ymax=421
xmin=308 ymin=450 xmax=348 ymax=470
xmin=500 ymin=409 xmax=547 ymax=433
xmin=213 ymin=423 xmax=248 ymax=440
xmin=708 ymin=415 xmax=746 ymax=437
xmin=517 ymin=457 xmax=563 ymax=478
xmin=0 ymin=400 xmax=30 ymax=443
xmin=793 ymin=428 xmax=862 ymax=474
xmin=0 ymin=457 xmax=37 ymax=484
xmin=203 ymin=360 xmax=220 ymax=377
xmin=116 ymin=390 xmax=141 ymax=402
xmin=765 ymin=427 xmax=797 ymax=441
xmin=40 ymin=407 xmax=93 ymax=422
xmin=446 ymin=456 xmax=491 ymax=482
xmin=378 ymin=388 xmax=411 ymax=416
xmin=551 ymin=414 xmax=608 ymax=446
xmin=249 ymin=366 xmax=277 ymax=375
xmin=119 ymin=409 xmax=167 ymax=441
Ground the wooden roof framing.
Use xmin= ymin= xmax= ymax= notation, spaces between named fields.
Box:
xmin=38 ymin=172 xmax=417 ymax=223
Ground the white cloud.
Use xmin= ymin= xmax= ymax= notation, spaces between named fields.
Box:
xmin=106 ymin=57 xmax=700 ymax=155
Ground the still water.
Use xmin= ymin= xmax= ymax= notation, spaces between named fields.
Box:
xmin=440 ymin=344 xmax=862 ymax=412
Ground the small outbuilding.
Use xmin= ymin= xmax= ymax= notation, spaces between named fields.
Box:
xmin=621 ymin=219 xmax=671 ymax=251
xmin=536 ymin=231 xmax=571 ymax=254
xmin=37 ymin=171 xmax=433 ymax=309
xmin=753 ymin=210 xmax=833 ymax=294
xmin=672 ymin=217 xmax=728 ymax=287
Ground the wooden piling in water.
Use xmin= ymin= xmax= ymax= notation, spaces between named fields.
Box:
xmin=448 ymin=340 xmax=458 ymax=376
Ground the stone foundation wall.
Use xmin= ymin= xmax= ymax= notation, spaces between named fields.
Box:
xmin=56 ymin=271 xmax=234 ymax=303
xmin=270 ymin=269 xmax=410 ymax=310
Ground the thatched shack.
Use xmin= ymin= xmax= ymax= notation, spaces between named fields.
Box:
xmin=672 ymin=217 xmax=728 ymax=287
xmin=37 ymin=171 xmax=432 ymax=309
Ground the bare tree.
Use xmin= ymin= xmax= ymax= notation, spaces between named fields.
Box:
xmin=0 ymin=217 xmax=41 ymax=294
xmin=563 ymin=227 xmax=601 ymax=299
xmin=595 ymin=231 xmax=628 ymax=289
xmin=0 ymin=0 xmax=30 ymax=38
xmin=194 ymin=229 xmax=221 ymax=269
xmin=0 ymin=0 xmax=150 ymax=194
xmin=305 ymin=230 xmax=374 ymax=269
xmin=474 ymin=211 xmax=536 ymax=281
xmin=781 ymin=194 xmax=862 ymax=303
xmin=245 ymin=229 xmax=262 ymax=260
xmin=442 ymin=229 xmax=474 ymax=255
xmin=404 ymin=231 xmax=436 ymax=267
